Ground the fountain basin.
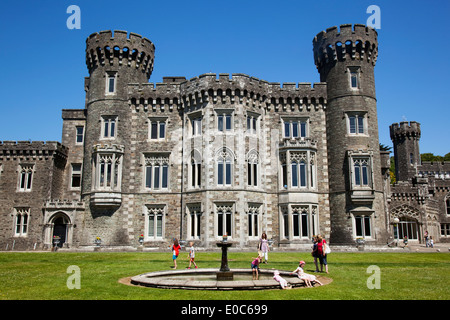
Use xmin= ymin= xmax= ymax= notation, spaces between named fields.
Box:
xmin=130 ymin=268 xmax=328 ymax=290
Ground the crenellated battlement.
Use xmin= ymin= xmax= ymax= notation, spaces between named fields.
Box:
xmin=85 ymin=30 xmax=155 ymax=80
xmin=128 ymin=73 xmax=327 ymax=112
xmin=313 ymin=24 xmax=378 ymax=72
xmin=390 ymin=121 xmax=421 ymax=141
xmin=0 ymin=141 xmax=68 ymax=160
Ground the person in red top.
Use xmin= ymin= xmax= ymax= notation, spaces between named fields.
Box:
xmin=171 ymin=238 xmax=182 ymax=269
xmin=316 ymin=235 xmax=329 ymax=274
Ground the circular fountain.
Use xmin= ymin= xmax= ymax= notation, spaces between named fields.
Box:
xmin=127 ymin=239 xmax=331 ymax=290
xmin=129 ymin=268 xmax=313 ymax=290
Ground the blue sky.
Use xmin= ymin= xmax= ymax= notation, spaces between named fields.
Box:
xmin=0 ymin=0 xmax=449 ymax=155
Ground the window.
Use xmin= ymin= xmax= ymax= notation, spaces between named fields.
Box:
xmin=216 ymin=203 xmax=233 ymax=237
xmin=71 ymin=164 xmax=82 ymax=188
xmin=146 ymin=205 xmax=164 ymax=239
xmin=149 ymin=118 xmax=167 ymax=140
xmin=247 ymin=150 xmax=259 ymax=187
xmin=292 ymin=207 xmax=309 ymax=238
xmin=281 ymin=205 xmax=317 ymax=240
xmin=94 ymin=153 xmax=122 ymax=190
xmin=282 ymin=209 xmax=289 ymax=238
xmin=18 ymin=165 xmax=33 ymax=191
xmin=353 ymin=158 xmax=371 ymax=187
xmin=441 ymin=223 xmax=450 ymax=237
xmin=247 ymin=204 xmax=261 ymax=238
xmin=290 ymin=152 xmax=315 ymax=189
xmin=216 ymin=110 xmax=233 ymax=132
xmin=191 ymin=116 xmax=202 ymax=136
xmin=246 ymin=113 xmax=259 ymax=134
xmin=283 ymin=119 xmax=308 ymax=138
xmin=280 ymin=151 xmax=316 ymax=190
xmin=348 ymin=67 xmax=360 ymax=89
xmin=14 ymin=208 xmax=29 ymax=236
xmin=190 ymin=150 xmax=202 ymax=188
xmin=76 ymin=126 xmax=84 ymax=144
xmin=291 ymin=160 xmax=307 ymax=187
xmin=354 ymin=215 xmax=372 ymax=238
xmin=187 ymin=205 xmax=201 ymax=239
xmin=282 ymin=162 xmax=288 ymax=189
xmin=106 ymin=72 xmax=117 ymax=94
xmin=446 ymin=198 xmax=450 ymax=216
xmin=347 ymin=113 xmax=366 ymax=135
xmin=101 ymin=116 xmax=117 ymax=139
xmin=144 ymin=154 xmax=169 ymax=190
xmin=217 ymin=148 xmax=233 ymax=186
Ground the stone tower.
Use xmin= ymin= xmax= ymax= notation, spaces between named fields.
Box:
xmin=81 ymin=31 xmax=155 ymax=244
xmin=389 ymin=121 xmax=421 ymax=182
xmin=313 ymin=24 xmax=388 ymax=244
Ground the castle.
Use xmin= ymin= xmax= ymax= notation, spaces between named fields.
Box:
xmin=1 ymin=24 xmax=449 ymax=251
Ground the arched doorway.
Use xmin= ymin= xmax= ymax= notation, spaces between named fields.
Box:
xmin=391 ymin=204 xmax=421 ymax=242
xmin=50 ymin=213 xmax=70 ymax=248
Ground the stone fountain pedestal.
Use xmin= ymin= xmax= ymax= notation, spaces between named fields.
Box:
xmin=216 ymin=241 xmax=233 ymax=281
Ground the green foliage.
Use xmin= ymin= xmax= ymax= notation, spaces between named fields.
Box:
xmin=389 ymin=156 xmax=396 ymax=184
xmin=0 ymin=252 xmax=449 ymax=300
xmin=421 ymin=153 xmax=448 ymax=162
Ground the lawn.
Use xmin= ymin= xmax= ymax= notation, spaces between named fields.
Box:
xmin=0 ymin=251 xmax=448 ymax=300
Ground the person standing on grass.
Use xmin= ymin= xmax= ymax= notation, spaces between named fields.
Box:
xmin=187 ymin=241 xmax=198 ymax=269
xmin=311 ymin=236 xmax=320 ymax=272
xmin=258 ymin=233 xmax=270 ymax=264
xmin=317 ymin=235 xmax=329 ymax=274
xmin=171 ymin=238 xmax=181 ymax=269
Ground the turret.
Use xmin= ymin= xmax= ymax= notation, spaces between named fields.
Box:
xmin=390 ymin=121 xmax=421 ymax=181
xmin=85 ymin=30 xmax=155 ymax=101
xmin=82 ymin=30 xmax=155 ymax=208
xmin=313 ymin=24 xmax=387 ymax=244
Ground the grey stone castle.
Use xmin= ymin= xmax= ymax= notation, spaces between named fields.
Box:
xmin=1 ymin=24 xmax=449 ymax=251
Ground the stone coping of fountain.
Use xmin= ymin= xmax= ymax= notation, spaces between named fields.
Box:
xmin=130 ymin=268 xmax=331 ymax=290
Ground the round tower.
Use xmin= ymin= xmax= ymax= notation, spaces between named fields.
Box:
xmin=313 ymin=24 xmax=387 ymax=244
xmin=82 ymin=30 xmax=155 ymax=209
xmin=390 ymin=121 xmax=421 ymax=182
xmin=85 ymin=30 xmax=155 ymax=100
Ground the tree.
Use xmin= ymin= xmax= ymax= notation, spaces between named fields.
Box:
xmin=421 ymin=153 xmax=447 ymax=162
xmin=389 ymin=156 xmax=396 ymax=184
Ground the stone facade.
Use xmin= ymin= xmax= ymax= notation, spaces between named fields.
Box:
xmin=1 ymin=25 xmax=449 ymax=251
xmin=389 ymin=121 xmax=450 ymax=244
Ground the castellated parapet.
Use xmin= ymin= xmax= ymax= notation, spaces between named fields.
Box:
xmin=86 ymin=30 xmax=155 ymax=80
xmin=0 ymin=141 xmax=68 ymax=160
xmin=389 ymin=121 xmax=421 ymax=141
xmin=313 ymin=24 xmax=378 ymax=76
xmin=128 ymin=73 xmax=327 ymax=112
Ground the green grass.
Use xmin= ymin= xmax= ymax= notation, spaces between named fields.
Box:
xmin=0 ymin=251 xmax=448 ymax=300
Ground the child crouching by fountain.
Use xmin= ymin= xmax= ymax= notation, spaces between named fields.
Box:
xmin=251 ymin=256 xmax=262 ymax=279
